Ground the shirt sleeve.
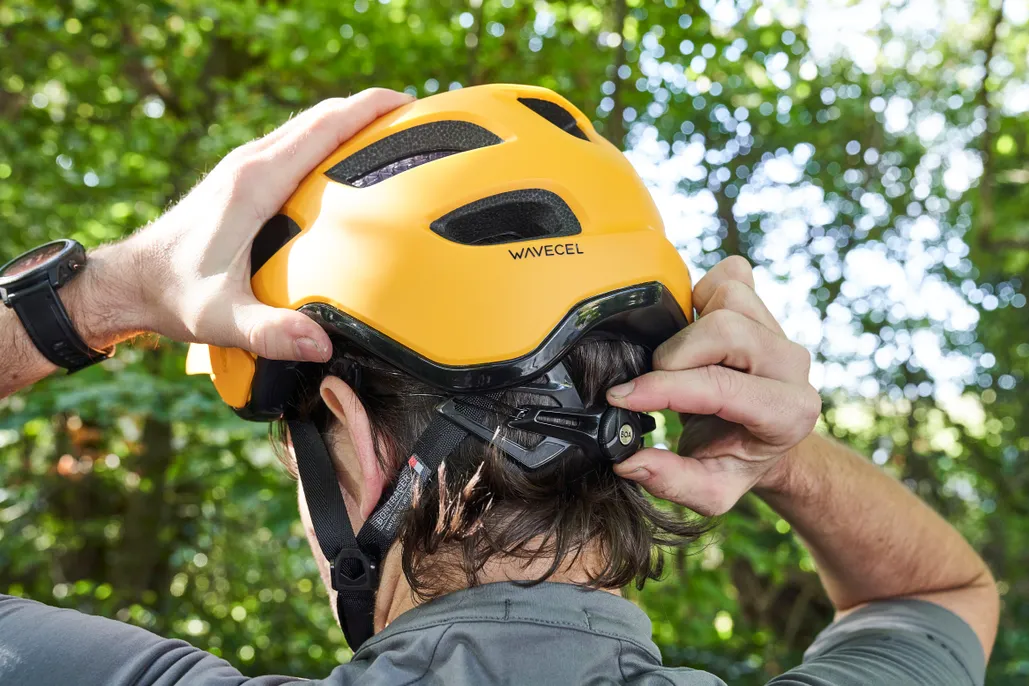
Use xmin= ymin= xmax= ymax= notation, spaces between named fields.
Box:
xmin=0 ymin=594 xmax=303 ymax=686
xmin=765 ymin=599 xmax=986 ymax=686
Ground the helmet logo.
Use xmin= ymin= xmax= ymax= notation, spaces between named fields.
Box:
xmin=618 ymin=423 xmax=634 ymax=446
xmin=508 ymin=242 xmax=584 ymax=260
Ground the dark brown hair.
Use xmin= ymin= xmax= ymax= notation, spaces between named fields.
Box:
xmin=277 ymin=336 xmax=707 ymax=599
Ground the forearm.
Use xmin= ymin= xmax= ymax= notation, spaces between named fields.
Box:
xmin=756 ymin=432 xmax=998 ymax=653
xmin=2 ymin=94 xmax=406 ymax=402
xmin=0 ymin=242 xmax=146 ymax=399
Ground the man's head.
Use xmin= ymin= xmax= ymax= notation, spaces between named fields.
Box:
xmin=277 ymin=336 xmax=707 ymax=604
xmin=186 ymin=83 xmax=697 ymax=646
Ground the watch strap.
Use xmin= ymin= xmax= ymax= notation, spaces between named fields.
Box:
xmin=11 ymin=282 xmax=112 ymax=373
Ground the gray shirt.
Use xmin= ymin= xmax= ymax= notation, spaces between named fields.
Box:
xmin=0 ymin=581 xmax=984 ymax=685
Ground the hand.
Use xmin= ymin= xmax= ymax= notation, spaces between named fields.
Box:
xmin=123 ymin=88 xmax=413 ymax=362
xmin=606 ymin=256 xmax=821 ymax=516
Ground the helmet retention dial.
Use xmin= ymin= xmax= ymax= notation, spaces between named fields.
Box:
xmin=437 ymin=363 xmax=655 ymax=470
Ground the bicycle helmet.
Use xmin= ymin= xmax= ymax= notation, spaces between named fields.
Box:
xmin=186 ymin=83 xmax=693 ymax=649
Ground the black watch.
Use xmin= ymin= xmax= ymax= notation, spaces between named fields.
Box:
xmin=0 ymin=239 xmax=113 ymax=373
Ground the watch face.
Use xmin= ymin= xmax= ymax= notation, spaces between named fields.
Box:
xmin=0 ymin=241 xmax=70 ymax=280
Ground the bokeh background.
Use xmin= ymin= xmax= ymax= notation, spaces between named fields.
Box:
xmin=1 ymin=0 xmax=1027 ymax=683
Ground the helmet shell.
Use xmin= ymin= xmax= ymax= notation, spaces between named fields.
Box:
xmin=188 ymin=84 xmax=692 ymax=415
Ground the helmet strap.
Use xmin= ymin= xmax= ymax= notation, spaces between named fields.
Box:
xmin=287 ymin=409 xmax=477 ymax=650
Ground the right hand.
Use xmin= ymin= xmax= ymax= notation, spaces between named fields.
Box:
xmin=606 ymin=257 xmax=821 ymax=516
xmin=123 ymin=89 xmax=413 ymax=362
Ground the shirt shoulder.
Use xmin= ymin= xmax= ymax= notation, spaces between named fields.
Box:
xmin=765 ymin=599 xmax=985 ymax=686
xmin=615 ymin=641 xmax=729 ymax=686
xmin=0 ymin=595 xmax=309 ymax=686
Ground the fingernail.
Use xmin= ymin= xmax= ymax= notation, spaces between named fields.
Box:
xmin=608 ymin=381 xmax=635 ymax=399
xmin=295 ymin=337 xmax=326 ymax=362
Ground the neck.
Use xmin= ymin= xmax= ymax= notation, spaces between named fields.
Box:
xmin=372 ymin=544 xmax=622 ymax=630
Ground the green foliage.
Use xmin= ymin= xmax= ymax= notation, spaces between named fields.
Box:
xmin=1 ymin=0 xmax=1026 ymax=682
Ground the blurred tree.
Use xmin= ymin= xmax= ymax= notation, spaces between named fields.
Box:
xmin=0 ymin=0 xmax=1025 ymax=682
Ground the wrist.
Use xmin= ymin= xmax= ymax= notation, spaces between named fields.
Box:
xmin=62 ymin=238 xmax=150 ymax=349
xmin=753 ymin=432 xmax=820 ymax=499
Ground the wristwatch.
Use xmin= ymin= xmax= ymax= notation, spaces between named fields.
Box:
xmin=0 ymin=239 xmax=113 ymax=372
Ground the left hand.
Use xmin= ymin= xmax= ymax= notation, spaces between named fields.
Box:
xmin=605 ymin=256 xmax=821 ymax=516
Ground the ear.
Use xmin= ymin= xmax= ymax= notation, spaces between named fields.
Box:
xmin=319 ymin=375 xmax=389 ymax=524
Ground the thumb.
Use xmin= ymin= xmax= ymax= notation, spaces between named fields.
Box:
xmin=613 ymin=447 xmax=742 ymax=517
xmin=230 ymin=299 xmax=332 ymax=362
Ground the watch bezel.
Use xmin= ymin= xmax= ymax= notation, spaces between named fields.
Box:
xmin=0 ymin=240 xmax=86 ymax=303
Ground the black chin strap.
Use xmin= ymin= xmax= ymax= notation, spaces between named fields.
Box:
xmin=288 ymin=413 xmax=473 ymax=650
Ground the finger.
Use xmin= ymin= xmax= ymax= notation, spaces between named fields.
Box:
xmin=218 ymin=99 xmax=359 ymax=172
xmin=613 ymin=448 xmax=750 ymax=516
xmin=263 ymin=88 xmax=414 ymax=187
xmin=692 ymin=255 xmax=755 ymax=313
xmin=697 ymin=279 xmax=783 ymax=334
xmin=230 ymin=299 xmax=332 ymax=362
xmin=246 ymin=108 xmax=313 ymax=152
xmin=248 ymin=90 xmax=402 ymax=153
xmin=652 ymin=310 xmax=808 ymax=382
xmin=222 ymin=90 xmax=415 ymax=220
xmin=606 ymin=366 xmax=821 ymax=445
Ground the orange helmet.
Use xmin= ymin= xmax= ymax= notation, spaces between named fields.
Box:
xmin=187 ymin=83 xmax=692 ymax=419
xmin=186 ymin=83 xmax=695 ymax=650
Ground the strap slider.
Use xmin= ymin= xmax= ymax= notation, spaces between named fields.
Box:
xmin=330 ymin=548 xmax=378 ymax=591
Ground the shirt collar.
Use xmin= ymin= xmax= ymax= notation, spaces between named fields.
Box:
xmin=360 ymin=580 xmax=660 ymax=659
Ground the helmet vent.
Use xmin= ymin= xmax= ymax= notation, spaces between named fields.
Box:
xmin=325 ymin=121 xmax=502 ymax=188
xmin=518 ymin=98 xmax=590 ymax=141
xmin=251 ymin=214 xmax=301 ymax=277
xmin=430 ymin=189 xmax=581 ymax=246
xmin=347 ymin=150 xmax=457 ymax=188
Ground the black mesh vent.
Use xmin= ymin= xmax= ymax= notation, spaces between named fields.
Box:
xmin=348 ymin=150 xmax=457 ymax=188
xmin=431 ymin=189 xmax=581 ymax=246
xmin=251 ymin=214 xmax=301 ymax=277
xmin=518 ymin=97 xmax=590 ymax=141
xmin=325 ymin=121 xmax=502 ymax=187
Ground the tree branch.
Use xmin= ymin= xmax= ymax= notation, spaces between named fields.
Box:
xmin=974 ymin=7 xmax=1004 ymax=247
xmin=120 ymin=24 xmax=187 ymax=119
xmin=716 ymin=186 xmax=741 ymax=256
xmin=0 ymin=26 xmax=28 ymax=120
xmin=605 ymin=0 xmax=629 ymax=147
xmin=466 ymin=0 xmax=487 ymax=86
xmin=982 ymin=236 xmax=1029 ymax=250
xmin=781 ymin=575 xmax=819 ymax=650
